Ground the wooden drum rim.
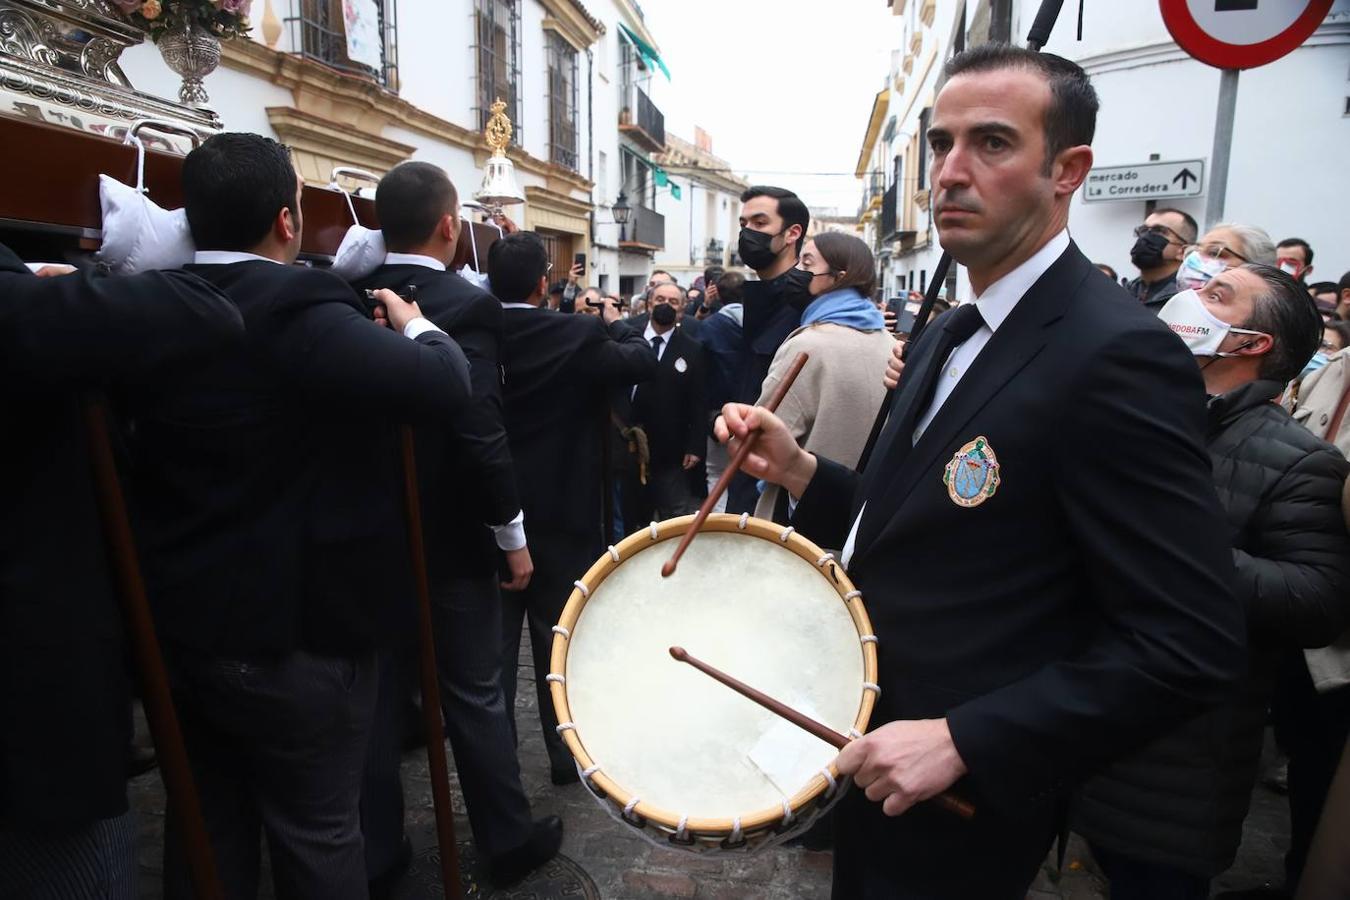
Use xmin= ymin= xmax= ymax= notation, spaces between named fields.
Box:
xmin=548 ymin=513 xmax=879 ymax=837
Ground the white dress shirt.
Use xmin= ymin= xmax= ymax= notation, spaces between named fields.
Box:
xmin=643 ymin=322 xmax=673 ymax=362
xmin=384 ymin=252 xmax=447 ymax=272
xmin=838 ymin=230 xmax=1070 ymax=568
xmin=632 ymin=322 xmax=675 ymax=401
xmin=193 ymin=250 xmax=282 ymax=266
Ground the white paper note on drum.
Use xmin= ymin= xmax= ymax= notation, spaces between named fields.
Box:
xmin=747 ymin=702 xmax=832 ymax=797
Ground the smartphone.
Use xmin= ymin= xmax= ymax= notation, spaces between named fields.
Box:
xmin=574 ymin=252 xmax=587 ymax=270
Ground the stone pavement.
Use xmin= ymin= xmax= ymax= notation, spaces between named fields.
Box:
xmin=130 ymin=632 xmax=1290 ymax=898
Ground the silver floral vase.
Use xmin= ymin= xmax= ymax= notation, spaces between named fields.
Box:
xmin=158 ymin=21 xmax=221 ymax=107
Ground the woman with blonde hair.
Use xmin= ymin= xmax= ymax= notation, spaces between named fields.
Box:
xmin=754 ymin=231 xmax=895 ymax=523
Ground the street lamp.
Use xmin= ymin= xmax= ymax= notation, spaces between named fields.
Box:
xmin=613 ymin=191 xmax=632 ymax=242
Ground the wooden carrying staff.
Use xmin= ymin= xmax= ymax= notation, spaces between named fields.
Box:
xmin=398 ymin=424 xmax=464 ymax=900
xmin=662 ymin=351 xmax=810 ymax=577
xmin=669 ymin=647 xmax=975 ymax=821
xmin=81 ymin=395 xmax=224 ymax=900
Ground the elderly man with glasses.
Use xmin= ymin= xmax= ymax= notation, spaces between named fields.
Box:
xmin=1127 ymin=207 xmax=1198 ymax=309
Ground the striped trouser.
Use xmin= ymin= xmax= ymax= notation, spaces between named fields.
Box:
xmin=0 ymin=809 xmax=137 ymax=900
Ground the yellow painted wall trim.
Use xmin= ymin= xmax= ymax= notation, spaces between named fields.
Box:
xmin=854 ymin=89 xmax=891 ymax=178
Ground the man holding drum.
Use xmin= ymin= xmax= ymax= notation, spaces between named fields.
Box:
xmin=716 ymin=45 xmax=1244 ymax=898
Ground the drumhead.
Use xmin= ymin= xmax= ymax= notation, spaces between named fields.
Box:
xmin=561 ymin=525 xmax=868 ymax=826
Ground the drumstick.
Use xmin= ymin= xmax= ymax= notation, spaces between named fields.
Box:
xmin=668 ymin=646 xmax=975 ymax=821
xmin=661 ymin=351 xmax=809 ymax=578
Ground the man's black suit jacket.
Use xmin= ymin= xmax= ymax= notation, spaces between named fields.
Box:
xmin=792 ymin=243 xmax=1245 ymax=819
xmin=0 ymin=244 xmax=243 ymax=828
xmin=629 ymin=326 xmax=708 ymax=464
xmin=354 ymin=263 xmax=516 ymax=582
xmin=124 ymin=261 xmax=471 ymax=658
xmin=501 ymin=306 xmax=656 ymax=538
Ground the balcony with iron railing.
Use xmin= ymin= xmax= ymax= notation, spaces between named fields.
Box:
xmin=618 ymin=202 xmax=665 ymax=251
xmin=618 ymin=83 xmax=665 ymax=153
xmin=861 ymin=172 xmax=885 ymax=213
xmin=880 ymin=183 xmax=897 ymax=245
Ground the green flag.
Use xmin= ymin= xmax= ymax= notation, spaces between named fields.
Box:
xmin=670 ymin=183 xmax=682 ymax=200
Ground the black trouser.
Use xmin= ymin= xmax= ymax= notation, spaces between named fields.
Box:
xmin=1088 ymin=842 xmax=1209 ymax=900
xmin=164 ymin=649 xmax=377 ymax=900
xmin=0 ymin=810 xmax=137 ymax=900
xmin=621 ymin=459 xmax=698 ymax=529
xmin=831 ymin=786 xmax=1056 ymax=899
xmin=361 ymin=575 xmax=534 ymax=874
xmin=1273 ymin=653 xmax=1350 ymax=892
xmin=500 ymin=529 xmax=599 ymax=775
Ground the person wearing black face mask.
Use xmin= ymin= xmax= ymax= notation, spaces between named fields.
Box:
xmin=1127 ymin=208 xmax=1197 ymax=310
xmin=736 ymin=185 xmax=811 ymax=398
xmin=619 ymin=282 xmax=708 ymax=523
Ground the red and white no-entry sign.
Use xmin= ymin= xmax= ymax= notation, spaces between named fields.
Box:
xmin=1160 ymin=0 xmax=1334 ymax=69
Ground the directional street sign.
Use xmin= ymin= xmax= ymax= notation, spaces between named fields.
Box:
xmin=1082 ymin=159 xmax=1206 ymax=204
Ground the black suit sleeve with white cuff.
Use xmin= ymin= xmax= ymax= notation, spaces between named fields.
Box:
xmin=355 ymin=263 xmax=522 ymax=579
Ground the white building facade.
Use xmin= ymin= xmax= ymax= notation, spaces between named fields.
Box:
xmin=859 ymin=0 xmax=1350 ymax=303
xmin=651 ymin=129 xmax=747 ymax=286
xmin=111 ymin=0 xmax=678 ymax=291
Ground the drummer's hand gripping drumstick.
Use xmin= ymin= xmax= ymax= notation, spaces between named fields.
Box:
xmin=669 ymin=646 xmax=975 ymax=821
xmin=662 ymin=351 xmax=810 ymax=578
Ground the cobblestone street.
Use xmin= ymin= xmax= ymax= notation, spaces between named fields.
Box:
xmin=130 ymin=632 xmax=1291 ymax=899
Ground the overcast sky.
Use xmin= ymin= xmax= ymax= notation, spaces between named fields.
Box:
xmin=639 ymin=0 xmax=901 ymax=215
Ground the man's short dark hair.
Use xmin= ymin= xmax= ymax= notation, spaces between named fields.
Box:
xmin=1340 ymin=271 xmax=1350 ymax=293
xmin=704 ymin=265 xmax=725 ymax=284
xmin=1242 ymin=263 xmax=1322 ymax=385
xmin=376 ymin=161 xmax=458 ymax=252
xmin=1309 ymin=281 xmax=1340 ymax=297
xmin=488 ymin=232 xmax=550 ymax=303
xmin=943 ymin=44 xmax=1098 ymax=174
xmin=715 ymin=270 xmax=746 ymax=306
xmin=739 ymin=185 xmax=811 ymax=254
xmin=1276 ymin=237 xmax=1314 ymax=267
xmin=183 ymin=133 xmax=297 ymax=251
xmin=1153 ymin=207 xmax=1198 ymax=244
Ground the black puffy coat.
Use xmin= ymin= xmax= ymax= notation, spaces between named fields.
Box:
xmin=1072 ymin=379 xmax=1350 ymax=876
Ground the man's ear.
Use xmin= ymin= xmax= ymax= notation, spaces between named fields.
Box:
xmin=1234 ymin=332 xmax=1275 ymax=358
xmin=277 ymin=205 xmax=298 ymax=243
xmin=785 ymin=223 xmax=804 ymax=251
xmin=1052 ymin=144 xmax=1094 ymax=198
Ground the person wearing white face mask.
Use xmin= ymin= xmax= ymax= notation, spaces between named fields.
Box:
xmin=1174 ymin=223 xmax=1277 ymax=293
xmin=1075 ymin=263 xmax=1350 ymax=900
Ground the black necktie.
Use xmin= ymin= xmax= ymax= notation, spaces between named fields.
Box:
xmin=857 ymin=303 xmax=986 ymax=517
xmin=898 ymin=302 xmax=985 ymax=439
xmin=633 ymin=335 xmax=665 ymax=402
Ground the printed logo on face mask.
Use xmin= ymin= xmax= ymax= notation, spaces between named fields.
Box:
xmin=1157 ymin=289 xmax=1263 ymax=358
